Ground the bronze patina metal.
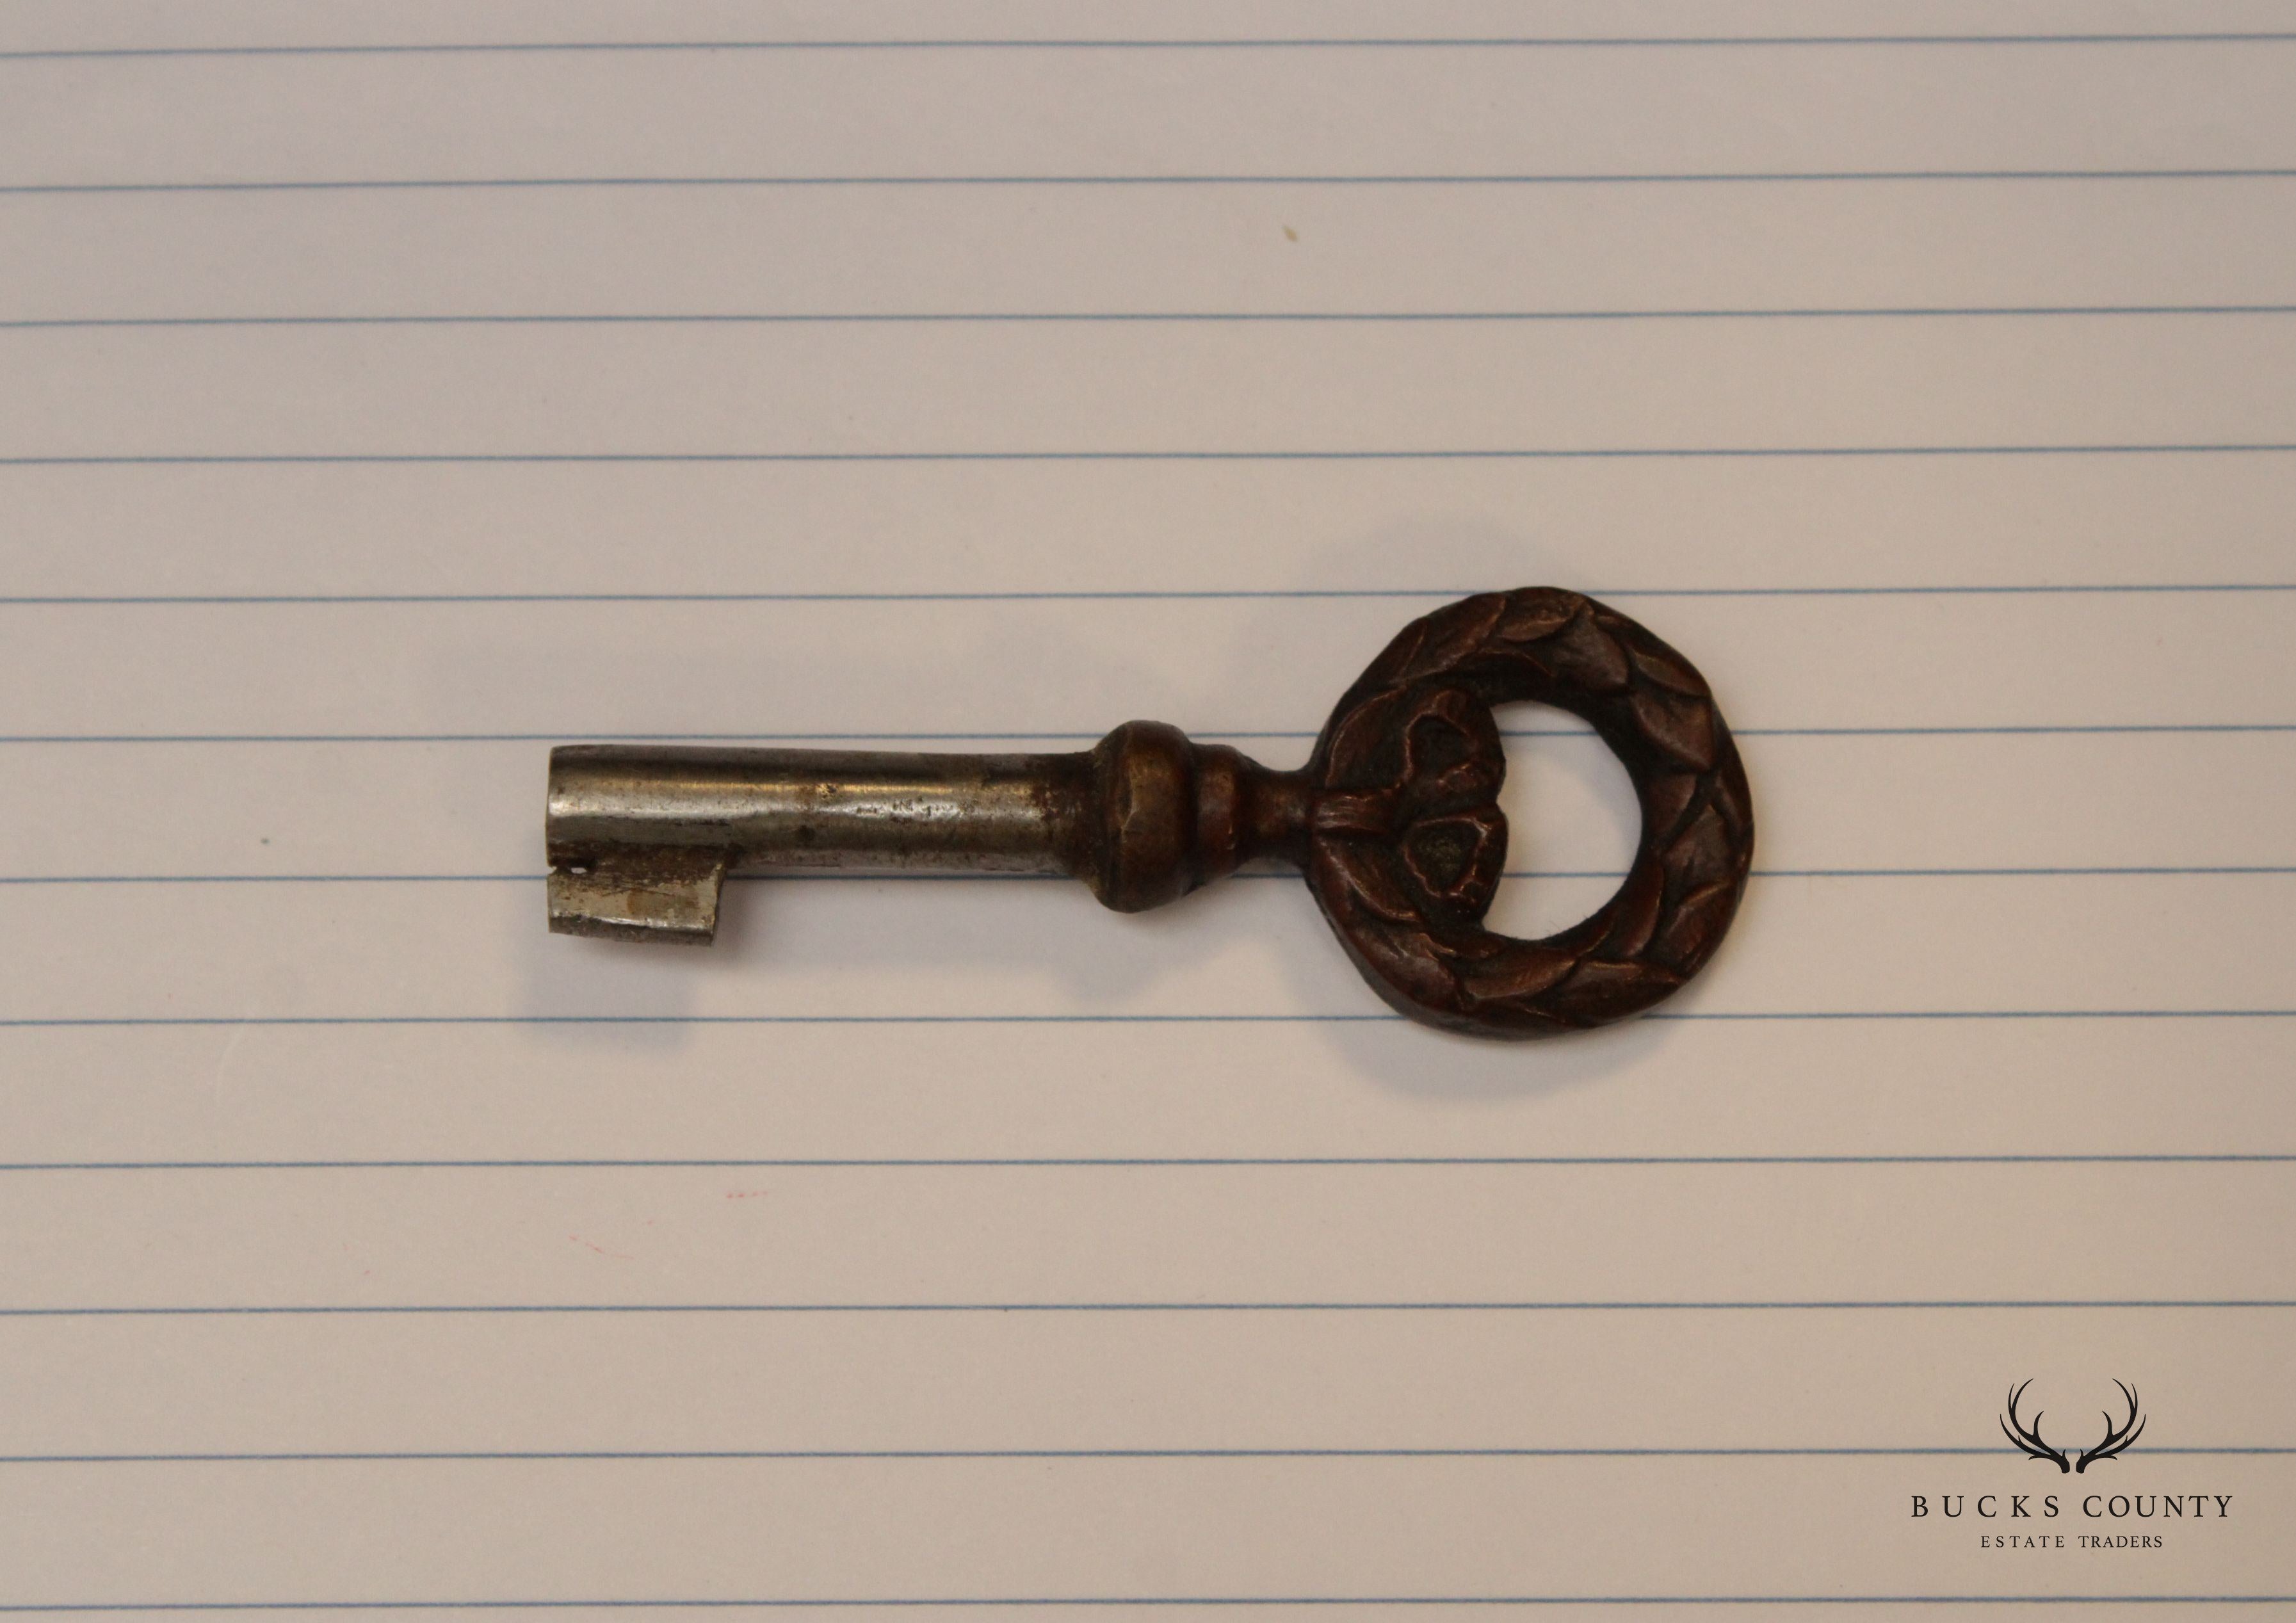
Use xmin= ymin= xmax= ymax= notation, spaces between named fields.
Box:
xmin=546 ymin=588 xmax=1754 ymax=1037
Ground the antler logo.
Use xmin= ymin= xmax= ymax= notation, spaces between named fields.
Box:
xmin=2000 ymin=1380 xmax=2146 ymax=1473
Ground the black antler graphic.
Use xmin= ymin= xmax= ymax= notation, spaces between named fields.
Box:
xmin=2000 ymin=1379 xmax=2072 ymax=1472
xmin=2074 ymin=1381 xmax=2145 ymax=1473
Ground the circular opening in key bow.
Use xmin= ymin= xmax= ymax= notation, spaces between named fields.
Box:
xmin=1480 ymin=704 xmax=1642 ymax=943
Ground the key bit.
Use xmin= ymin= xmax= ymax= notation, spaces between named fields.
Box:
xmin=545 ymin=588 xmax=1754 ymax=1038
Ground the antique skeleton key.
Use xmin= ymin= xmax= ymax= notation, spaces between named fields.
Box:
xmin=545 ymin=588 xmax=1754 ymax=1038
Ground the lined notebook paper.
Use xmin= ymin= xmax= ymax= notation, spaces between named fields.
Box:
xmin=3 ymin=1 xmax=2293 ymax=1613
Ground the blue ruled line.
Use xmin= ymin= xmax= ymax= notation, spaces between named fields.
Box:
xmin=0 ymin=1598 xmax=2293 ymax=1613
xmin=10 ymin=305 xmax=2296 ymax=330
xmin=0 ymin=866 xmax=2290 ymax=885
xmin=0 ymin=1449 xmax=1954 ymax=1464
xmin=1 ymin=725 xmax=2290 ymax=746
xmin=4 ymin=583 xmax=2293 ymax=606
xmin=3 ymin=1012 xmax=2295 ymax=1030
xmin=7 ymin=34 xmax=2296 ymax=60
xmin=0 ymin=1154 xmax=2287 ymax=1172
xmin=0 ymin=1597 xmax=2287 ymax=1611
xmin=5 ymin=445 xmax=2296 ymax=467
xmin=7 ymin=170 xmax=2296 ymax=195
xmin=0 ymin=1299 xmax=2288 ymax=1318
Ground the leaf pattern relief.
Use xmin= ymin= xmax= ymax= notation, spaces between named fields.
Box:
xmin=1304 ymin=587 xmax=1754 ymax=1037
xmin=1389 ymin=595 xmax=1507 ymax=689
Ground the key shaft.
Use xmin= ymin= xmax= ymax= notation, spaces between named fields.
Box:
xmin=547 ymin=723 xmax=1310 ymax=943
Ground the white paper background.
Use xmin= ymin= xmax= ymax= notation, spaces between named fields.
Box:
xmin=0 ymin=3 xmax=2291 ymax=1615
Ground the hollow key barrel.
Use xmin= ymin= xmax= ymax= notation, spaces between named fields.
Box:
xmin=545 ymin=588 xmax=1756 ymax=1038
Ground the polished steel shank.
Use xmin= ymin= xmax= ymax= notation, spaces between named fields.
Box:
xmin=547 ymin=722 xmax=1307 ymax=944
